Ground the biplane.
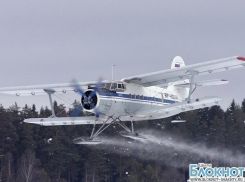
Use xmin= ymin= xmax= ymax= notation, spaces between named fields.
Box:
xmin=0 ymin=56 xmax=244 ymax=144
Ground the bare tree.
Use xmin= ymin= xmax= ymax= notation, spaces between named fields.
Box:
xmin=18 ymin=150 xmax=39 ymax=182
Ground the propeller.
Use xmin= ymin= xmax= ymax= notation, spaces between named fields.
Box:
xmin=70 ymin=78 xmax=103 ymax=118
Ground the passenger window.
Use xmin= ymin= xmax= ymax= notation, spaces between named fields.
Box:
xmin=118 ymin=84 xmax=122 ymax=88
xmin=132 ymin=94 xmax=136 ymax=99
xmin=153 ymin=97 xmax=155 ymax=101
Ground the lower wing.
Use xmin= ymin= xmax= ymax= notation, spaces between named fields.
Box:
xmin=25 ymin=96 xmax=221 ymax=126
xmin=134 ymin=96 xmax=222 ymax=119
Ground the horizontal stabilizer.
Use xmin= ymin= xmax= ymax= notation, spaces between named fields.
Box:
xmin=174 ymin=79 xmax=229 ymax=88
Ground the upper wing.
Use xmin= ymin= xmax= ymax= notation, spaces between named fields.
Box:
xmin=122 ymin=56 xmax=245 ymax=87
xmin=0 ymin=81 xmax=98 ymax=96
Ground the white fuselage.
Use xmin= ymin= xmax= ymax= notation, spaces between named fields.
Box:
xmin=89 ymin=82 xmax=188 ymax=118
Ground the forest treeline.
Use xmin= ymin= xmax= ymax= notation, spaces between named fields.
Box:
xmin=0 ymin=99 xmax=245 ymax=182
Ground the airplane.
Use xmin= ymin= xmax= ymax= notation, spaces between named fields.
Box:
xmin=0 ymin=56 xmax=244 ymax=144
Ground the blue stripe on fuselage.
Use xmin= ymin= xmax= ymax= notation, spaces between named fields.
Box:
xmin=98 ymin=92 xmax=176 ymax=104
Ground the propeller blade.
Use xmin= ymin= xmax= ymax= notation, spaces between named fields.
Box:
xmin=71 ymin=79 xmax=85 ymax=97
xmin=90 ymin=101 xmax=95 ymax=110
xmin=89 ymin=77 xmax=103 ymax=98
xmin=70 ymin=105 xmax=83 ymax=117
xmin=94 ymin=109 xmax=100 ymax=118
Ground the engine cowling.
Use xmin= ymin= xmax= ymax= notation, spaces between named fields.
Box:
xmin=81 ymin=90 xmax=99 ymax=110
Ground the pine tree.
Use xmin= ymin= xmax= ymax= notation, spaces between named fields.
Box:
xmin=241 ymin=98 xmax=245 ymax=113
xmin=224 ymin=99 xmax=239 ymax=166
xmin=19 ymin=105 xmax=37 ymax=152
xmin=0 ymin=105 xmax=18 ymax=181
xmin=142 ymin=164 xmax=158 ymax=182
xmin=82 ymin=148 xmax=108 ymax=182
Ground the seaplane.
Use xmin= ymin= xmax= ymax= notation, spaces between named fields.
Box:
xmin=0 ymin=56 xmax=244 ymax=144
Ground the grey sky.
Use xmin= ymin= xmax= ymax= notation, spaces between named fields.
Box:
xmin=0 ymin=0 xmax=245 ymax=110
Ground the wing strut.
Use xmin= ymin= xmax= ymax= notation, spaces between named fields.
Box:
xmin=187 ymin=70 xmax=198 ymax=102
xmin=44 ymin=89 xmax=56 ymax=118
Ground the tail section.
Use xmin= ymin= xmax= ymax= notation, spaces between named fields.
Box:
xmin=171 ymin=56 xmax=185 ymax=69
xmin=168 ymin=56 xmax=189 ymax=101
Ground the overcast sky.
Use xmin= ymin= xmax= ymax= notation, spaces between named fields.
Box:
xmin=0 ymin=0 xmax=245 ymax=111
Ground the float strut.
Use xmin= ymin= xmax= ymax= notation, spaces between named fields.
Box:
xmin=90 ymin=120 xmax=97 ymax=139
xmin=131 ymin=116 xmax=134 ymax=133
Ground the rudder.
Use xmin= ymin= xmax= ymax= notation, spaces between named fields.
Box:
xmin=171 ymin=56 xmax=185 ymax=69
xmin=168 ymin=56 xmax=189 ymax=101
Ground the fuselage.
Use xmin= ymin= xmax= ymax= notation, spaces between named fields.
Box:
xmin=83 ymin=82 xmax=188 ymax=118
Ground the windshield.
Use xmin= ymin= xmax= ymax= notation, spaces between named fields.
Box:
xmin=88 ymin=82 xmax=126 ymax=92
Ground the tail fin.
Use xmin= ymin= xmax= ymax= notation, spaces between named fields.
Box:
xmin=171 ymin=56 xmax=185 ymax=69
xmin=168 ymin=56 xmax=188 ymax=100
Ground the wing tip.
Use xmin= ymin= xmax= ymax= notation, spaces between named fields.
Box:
xmin=237 ymin=56 xmax=245 ymax=61
xmin=221 ymin=79 xmax=228 ymax=81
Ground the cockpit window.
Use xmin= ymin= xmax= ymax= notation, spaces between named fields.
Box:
xmin=105 ymin=83 xmax=111 ymax=90
xmin=89 ymin=82 xmax=126 ymax=92
xmin=110 ymin=83 xmax=117 ymax=90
